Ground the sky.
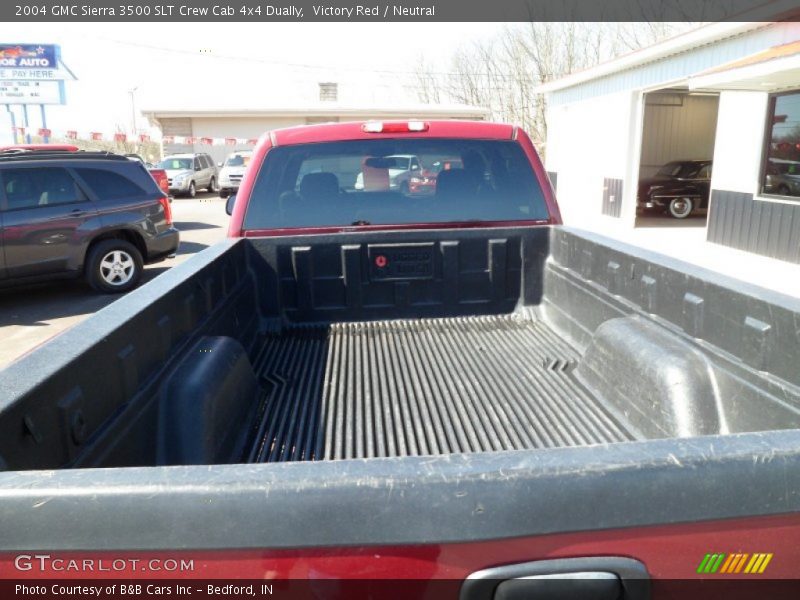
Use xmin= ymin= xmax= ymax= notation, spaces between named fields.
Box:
xmin=4 ymin=23 xmax=505 ymax=136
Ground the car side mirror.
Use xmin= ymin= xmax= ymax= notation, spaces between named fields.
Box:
xmin=225 ymin=194 xmax=236 ymax=216
xmin=195 ymin=165 xmax=202 ymax=171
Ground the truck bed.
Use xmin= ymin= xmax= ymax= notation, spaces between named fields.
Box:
xmin=251 ymin=315 xmax=638 ymax=463
xmin=1 ymin=226 xmax=798 ymax=473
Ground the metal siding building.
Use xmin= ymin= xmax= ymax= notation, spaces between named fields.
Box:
xmin=541 ymin=18 xmax=800 ymax=263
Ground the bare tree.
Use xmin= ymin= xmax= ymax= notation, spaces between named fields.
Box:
xmin=413 ymin=54 xmax=442 ymax=104
xmin=411 ymin=22 xmax=698 ymax=155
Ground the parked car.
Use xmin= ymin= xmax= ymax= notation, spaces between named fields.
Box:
xmin=637 ymin=159 xmax=712 ymax=218
xmin=217 ymin=150 xmax=252 ymax=199
xmin=2 ymin=123 xmax=799 ymax=588
xmin=124 ymin=153 xmax=149 ymax=166
xmin=0 ymin=144 xmax=80 ymax=152
xmin=353 ymin=153 xmax=423 ymax=192
xmin=158 ymin=152 xmax=218 ymax=197
xmin=123 ymin=153 xmax=171 ymax=199
xmin=147 ymin=167 xmax=170 ymax=199
xmin=0 ymin=148 xmax=178 ymax=293
xmin=764 ymin=158 xmax=800 ymax=197
xmin=409 ymin=156 xmax=464 ymax=194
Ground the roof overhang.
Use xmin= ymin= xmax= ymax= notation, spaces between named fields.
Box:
xmin=536 ymin=21 xmax=766 ymax=94
xmin=689 ymin=42 xmax=800 ymax=91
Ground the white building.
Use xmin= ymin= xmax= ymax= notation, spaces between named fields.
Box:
xmin=141 ymin=83 xmax=488 ymax=165
xmin=540 ymin=18 xmax=800 ymax=264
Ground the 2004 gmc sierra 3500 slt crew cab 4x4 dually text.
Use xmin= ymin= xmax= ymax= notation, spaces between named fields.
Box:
xmin=0 ymin=121 xmax=799 ymax=598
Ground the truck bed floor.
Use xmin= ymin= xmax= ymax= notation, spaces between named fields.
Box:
xmin=249 ymin=315 xmax=639 ymax=462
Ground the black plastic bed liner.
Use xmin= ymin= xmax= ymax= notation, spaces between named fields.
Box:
xmin=247 ymin=315 xmax=640 ymax=463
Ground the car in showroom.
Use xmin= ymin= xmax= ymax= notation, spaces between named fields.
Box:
xmin=218 ymin=150 xmax=252 ymax=199
xmin=158 ymin=152 xmax=218 ymax=197
xmin=0 ymin=148 xmax=178 ymax=293
xmin=637 ymin=159 xmax=712 ymax=218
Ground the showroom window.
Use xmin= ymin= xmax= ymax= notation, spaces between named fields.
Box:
xmin=762 ymin=90 xmax=800 ymax=200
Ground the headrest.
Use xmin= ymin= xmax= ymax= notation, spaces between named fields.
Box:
xmin=299 ymin=172 xmax=339 ymax=199
xmin=436 ymin=169 xmax=477 ymax=199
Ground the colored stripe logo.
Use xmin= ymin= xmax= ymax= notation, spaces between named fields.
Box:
xmin=697 ymin=553 xmax=773 ymax=574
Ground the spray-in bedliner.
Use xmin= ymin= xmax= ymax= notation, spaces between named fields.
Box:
xmin=249 ymin=314 xmax=639 ymax=462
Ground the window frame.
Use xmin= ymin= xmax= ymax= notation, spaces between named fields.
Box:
xmin=759 ymin=89 xmax=800 ymax=203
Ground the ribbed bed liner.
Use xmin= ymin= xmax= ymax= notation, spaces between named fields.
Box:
xmin=248 ymin=315 xmax=638 ymax=463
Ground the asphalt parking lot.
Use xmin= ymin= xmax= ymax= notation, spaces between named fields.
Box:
xmin=0 ymin=193 xmax=230 ymax=370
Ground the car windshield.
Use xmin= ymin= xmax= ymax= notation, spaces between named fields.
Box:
xmin=159 ymin=158 xmax=193 ymax=170
xmin=657 ymin=162 xmax=703 ymax=178
xmin=243 ymin=138 xmax=549 ymax=229
xmin=225 ymin=154 xmax=251 ymax=167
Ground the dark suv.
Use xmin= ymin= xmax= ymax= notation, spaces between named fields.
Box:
xmin=0 ymin=149 xmax=179 ymax=293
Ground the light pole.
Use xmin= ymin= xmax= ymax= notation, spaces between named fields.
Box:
xmin=128 ymin=85 xmax=140 ymax=135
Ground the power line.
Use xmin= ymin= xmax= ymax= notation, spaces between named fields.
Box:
xmin=90 ymin=34 xmax=549 ymax=82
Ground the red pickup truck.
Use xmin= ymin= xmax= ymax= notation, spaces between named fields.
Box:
xmin=1 ymin=121 xmax=799 ymax=597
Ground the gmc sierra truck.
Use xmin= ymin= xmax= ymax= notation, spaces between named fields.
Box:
xmin=0 ymin=121 xmax=799 ymax=597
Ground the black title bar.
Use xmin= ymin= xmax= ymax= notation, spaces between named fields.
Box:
xmin=5 ymin=0 xmax=800 ymax=22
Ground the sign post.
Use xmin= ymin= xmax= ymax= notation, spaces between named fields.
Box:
xmin=0 ymin=43 xmax=72 ymax=145
xmin=39 ymin=104 xmax=48 ymax=143
xmin=5 ymin=104 xmax=17 ymax=144
xmin=21 ymin=104 xmax=30 ymax=143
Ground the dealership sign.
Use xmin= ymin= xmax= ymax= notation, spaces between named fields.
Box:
xmin=0 ymin=67 xmax=69 ymax=80
xmin=0 ymin=43 xmax=71 ymax=115
xmin=0 ymin=43 xmax=74 ymax=81
xmin=0 ymin=80 xmax=63 ymax=105
xmin=0 ymin=44 xmax=57 ymax=68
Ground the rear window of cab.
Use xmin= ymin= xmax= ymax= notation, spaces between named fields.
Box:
xmin=242 ymin=139 xmax=548 ymax=230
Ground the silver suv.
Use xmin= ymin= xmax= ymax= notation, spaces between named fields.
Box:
xmin=218 ymin=150 xmax=252 ymax=199
xmin=158 ymin=153 xmax=218 ymax=198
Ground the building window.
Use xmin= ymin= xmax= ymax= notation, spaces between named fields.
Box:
xmin=319 ymin=82 xmax=338 ymax=102
xmin=762 ymin=91 xmax=800 ymax=200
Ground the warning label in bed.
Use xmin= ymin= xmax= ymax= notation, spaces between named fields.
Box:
xmin=368 ymin=243 xmax=434 ymax=281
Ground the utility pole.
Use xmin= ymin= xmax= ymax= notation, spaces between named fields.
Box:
xmin=129 ymin=85 xmax=139 ymax=135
